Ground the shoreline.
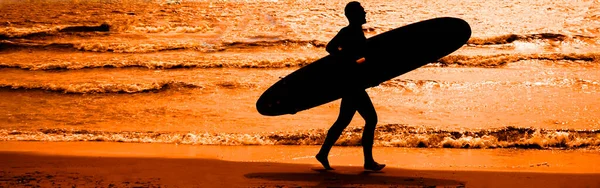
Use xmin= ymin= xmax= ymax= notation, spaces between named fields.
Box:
xmin=1 ymin=141 xmax=599 ymax=187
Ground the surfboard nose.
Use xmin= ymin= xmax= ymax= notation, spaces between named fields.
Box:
xmin=256 ymin=95 xmax=283 ymax=116
xmin=256 ymin=98 xmax=273 ymax=116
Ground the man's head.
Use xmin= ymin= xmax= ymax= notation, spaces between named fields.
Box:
xmin=344 ymin=1 xmax=366 ymax=25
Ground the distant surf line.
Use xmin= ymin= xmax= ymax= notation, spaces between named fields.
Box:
xmin=1 ymin=53 xmax=598 ymax=71
xmin=1 ymin=29 xmax=595 ymax=53
xmin=0 ymin=77 xmax=596 ymax=95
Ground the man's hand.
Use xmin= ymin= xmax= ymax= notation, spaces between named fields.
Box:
xmin=356 ymin=57 xmax=366 ymax=64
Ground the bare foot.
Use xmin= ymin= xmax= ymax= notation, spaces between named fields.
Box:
xmin=315 ymin=154 xmax=334 ymax=170
xmin=364 ymin=162 xmax=385 ymax=171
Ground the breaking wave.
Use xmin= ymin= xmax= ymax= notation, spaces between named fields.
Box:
xmin=0 ymin=39 xmax=327 ymax=53
xmin=2 ymin=124 xmax=599 ymax=149
xmin=0 ymin=77 xmax=596 ymax=95
xmin=1 ymin=31 xmax=596 ymax=53
xmin=0 ymin=24 xmax=111 ymax=40
xmin=0 ymin=81 xmax=202 ymax=94
xmin=436 ymin=53 xmax=600 ymax=67
xmin=0 ymin=58 xmax=319 ymax=70
xmin=0 ymin=24 xmax=216 ymax=39
xmin=378 ymin=78 xmax=600 ymax=93
xmin=1 ymin=53 xmax=598 ymax=71
xmin=467 ymin=33 xmax=594 ymax=45
xmin=0 ymin=40 xmax=223 ymax=53
xmin=222 ymin=39 xmax=327 ymax=48
xmin=0 ymin=80 xmax=260 ymax=94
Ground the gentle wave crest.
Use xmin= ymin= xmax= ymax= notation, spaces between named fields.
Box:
xmin=1 ymin=53 xmax=598 ymax=71
xmin=0 ymin=24 xmax=110 ymax=40
xmin=1 ymin=31 xmax=596 ymax=53
xmin=467 ymin=33 xmax=594 ymax=45
xmin=0 ymin=57 xmax=318 ymax=70
xmin=0 ymin=39 xmax=327 ymax=53
xmin=2 ymin=125 xmax=599 ymax=149
xmin=380 ymin=78 xmax=599 ymax=93
xmin=1 ymin=78 xmax=597 ymax=94
xmin=436 ymin=53 xmax=600 ymax=67
xmin=0 ymin=81 xmax=202 ymax=94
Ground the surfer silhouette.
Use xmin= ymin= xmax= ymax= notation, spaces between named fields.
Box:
xmin=315 ymin=1 xmax=385 ymax=171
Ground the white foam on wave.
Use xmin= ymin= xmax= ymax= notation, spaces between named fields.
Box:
xmin=2 ymin=125 xmax=599 ymax=149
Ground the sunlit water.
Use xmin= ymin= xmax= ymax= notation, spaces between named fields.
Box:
xmin=1 ymin=0 xmax=599 ymax=149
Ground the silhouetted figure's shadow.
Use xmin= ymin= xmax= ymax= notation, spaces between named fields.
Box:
xmin=245 ymin=168 xmax=464 ymax=187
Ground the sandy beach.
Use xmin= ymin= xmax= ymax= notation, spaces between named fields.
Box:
xmin=1 ymin=142 xmax=599 ymax=187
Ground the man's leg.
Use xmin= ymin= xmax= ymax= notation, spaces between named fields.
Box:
xmin=355 ymin=90 xmax=385 ymax=171
xmin=316 ymin=97 xmax=356 ymax=169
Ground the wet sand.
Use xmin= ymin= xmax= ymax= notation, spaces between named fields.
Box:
xmin=1 ymin=142 xmax=599 ymax=187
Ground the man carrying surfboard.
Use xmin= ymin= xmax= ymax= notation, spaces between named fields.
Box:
xmin=315 ymin=1 xmax=386 ymax=171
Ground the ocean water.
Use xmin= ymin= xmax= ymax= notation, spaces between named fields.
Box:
xmin=1 ymin=0 xmax=599 ymax=149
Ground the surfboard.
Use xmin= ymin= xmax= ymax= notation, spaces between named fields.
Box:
xmin=256 ymin=17 xmax=471 ymax=116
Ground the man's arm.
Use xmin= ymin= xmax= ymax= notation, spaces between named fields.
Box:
xmin=326 ymin=28 xmax=345 ymax=55
xmin=326 ymin=28 xmax=365 ymax=64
